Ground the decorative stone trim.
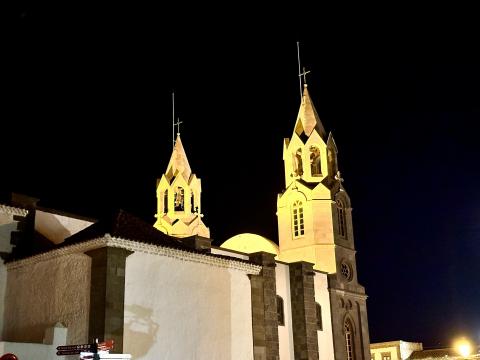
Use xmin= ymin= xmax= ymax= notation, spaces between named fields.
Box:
xmin=330 ymin=288 xmax=368 ymax=300
xmin=6 ymin=235 xmax=262 ymax=274
xmin=0 ymin=203 xmax=29 ymax=217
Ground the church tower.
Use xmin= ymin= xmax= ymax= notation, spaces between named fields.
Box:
xmin=154 ymin=134 xmax=210 ymax=238
xmin=277 ymin=83 xmax=344 ymax=273
xmin=277 ymin=84 xmax=370 ymax=359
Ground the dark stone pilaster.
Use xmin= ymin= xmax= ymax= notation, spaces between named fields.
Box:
xmin=178 ymin=235 xmax=212 ymax=252
xmin=249 ymin=252 xmax=279 ymax=360
xmin=289 ymin=262 xmax=319 ymax=360
xmin=86 ymin=247 xmax=132 ymax=353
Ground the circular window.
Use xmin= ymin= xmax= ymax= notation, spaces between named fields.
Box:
xmin=340 ymin=262 xmax=353 ymax=281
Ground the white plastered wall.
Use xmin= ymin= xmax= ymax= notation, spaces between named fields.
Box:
xmin=314 ymin=271 xmax=335 ymax=360
xmin=0 ymin=260 xmax=6 ymax=340
xmin=124 ymin=252 xmax=254 ymax=360
xmin=0 ymin=212 xmax=17 ymax=339
xmin=0 ymin=213 xmax=17 ymax=254
xmin=34 ymin=210 xmax=94 ymax=244
xmin=371 ymin=345 xmax=400 ymax=360
xmin=3 ymin=253 xmax=91 ymax=344
xmin=275 ymin=262 xmax=294 ymax=360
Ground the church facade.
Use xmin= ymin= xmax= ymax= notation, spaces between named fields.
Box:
xmin=0 ymin=83 xmax=370 ymax=359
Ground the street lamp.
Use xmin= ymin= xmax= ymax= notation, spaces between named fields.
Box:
xmin=454 ymin=337 xmax=473 ymax=358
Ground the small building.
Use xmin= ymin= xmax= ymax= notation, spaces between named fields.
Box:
xmin=370 ymin=340 xmax=423 ymax=360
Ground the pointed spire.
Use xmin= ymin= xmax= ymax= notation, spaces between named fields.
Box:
xmin=165 ymin=134 xmax=192 ymax=181
xmin=293 ymin=85 xmax=327 ymax=140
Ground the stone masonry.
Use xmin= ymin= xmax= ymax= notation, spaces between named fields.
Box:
xmin=86 ymin=247 xmax=132 ymax=353
xmin=249 ymin=252 xmax=279 ymax=360
xmin=289 ymin=261 xmax=319 ymax=360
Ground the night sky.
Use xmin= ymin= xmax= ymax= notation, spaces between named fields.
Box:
xmin=4 ymin=4 xmax=479 ymax=349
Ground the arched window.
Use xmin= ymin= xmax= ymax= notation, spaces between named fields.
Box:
xmin=191 ymin=193 xmax=195 ymax=213
xmin=163 ymin=190 xmax=168 ymax=213
xmin=293 ymin=148 xmax=303 ymax=176
xmin=344 ymin=319 xmax=355 ymax=360
xmin=292 ymin=201 xmax=305 ymax=237
xmin=337 ymin=200 xmax=347 ymax=238
xmin=327 ymin=147 xmax=337 ymax=176
xmin=174 ymin=187 xmax=184 ymax=211
xmin=310 ymin=146 xmax=321 ymax=176
xmin=276 ymin=295 xmax=284 ymax=326
xmin=315 ymin=303 xmax=323 ymax=330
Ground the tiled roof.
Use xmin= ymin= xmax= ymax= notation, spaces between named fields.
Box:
xmin=409 ymin=348 xmax=458 ymax=359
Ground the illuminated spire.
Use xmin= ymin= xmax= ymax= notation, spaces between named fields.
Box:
xmin=155 ymin=133 xmax=210 ymax=238
xmin=165 ymin=134 xmax=192 ymax=182
xmin=293 ymin=85 xmax=327 ymax=140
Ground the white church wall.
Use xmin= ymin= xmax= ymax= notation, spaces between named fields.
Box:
xmin=314 ymin=271 xmax=335 ymax=360
xmin=35 ymin=210 xmax=94 ymax=244
xmin=275 ymin=262 xmax=294 ymax=360
xmin=211 ymin=246 xmax=250 ymax=260
xmin=124 ymin=252 xmax=254 ymax=360
xmin=0 ymin=212 xmax=17 ymax=340
xmin=0 ymin=213 xmax=16 ymax=254
xmin=3 ymin=253 xmax=91 ymax=345
xmin=0 ymin=260 xmax=6 ymax=340
xmin=0 ymin=323 xmax=68 ymax=360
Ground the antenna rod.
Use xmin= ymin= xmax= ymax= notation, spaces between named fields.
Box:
xmin=297 ymin=41 xmax=302 ymax=102
xmin=172 ymin=91 xmax=175 ymax=148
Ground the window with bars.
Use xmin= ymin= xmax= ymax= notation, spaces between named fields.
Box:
xmin=315 ymin=303 xmax=323 ymax=330
xmin=381 ymin=353 xmax=391 ymax=360
xmin=337 ymin=200 xmax=347 ymax=238
xmin=276 ymin=295 xmax=284 ymax=326
xmin=292 ymin=201 xmax=305 ymax=237
xmin=345 ymin=320 xmax=355 ymax=360
xmin=163 ymin=190 xmax=168 ymax=213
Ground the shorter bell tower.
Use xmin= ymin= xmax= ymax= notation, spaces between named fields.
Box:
xmin=154 ymin=134 xmax=210 ymax=238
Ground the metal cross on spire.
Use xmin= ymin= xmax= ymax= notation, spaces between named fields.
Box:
xmin=299 ymin=66 xmax=311 ymax=85
xmin=174 ymin=118 xmax=183 ymax=137
xmin=335 ymin=171 xmax=344 ymax=183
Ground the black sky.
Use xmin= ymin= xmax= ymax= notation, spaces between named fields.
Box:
xmin=4 ymin=4 xmax=480 ymax=349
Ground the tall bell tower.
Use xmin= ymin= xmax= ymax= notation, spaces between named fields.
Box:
xmin=277 ymin=83 xmax=370 ymax=359
xmin=277 ymin=83 xmax=344 ymax=273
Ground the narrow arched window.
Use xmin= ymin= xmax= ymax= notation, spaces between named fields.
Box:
xmin=174 ymin=187 xmax=184 ymax=211
xmin=310 ymin=146 xmax=321 ymax=176
xmin=345 ymin=319 xmax=355 ymax=360
xmin=163 ymin=190 xmax=168 ymax=213
xmin=315 ymin=303 xmax=323 ymax=330
xmin=276 ymin=295 xmax=284 ymax=326
xmin=293 ymin=148 xmax=303 ymax=176
xmin=190 ymin=193 xmax=195 ymax=213
xmin=337 ymin=200 xmax=347 ymax=238
xmin=292 ymin=201 xmax=305 ymax=237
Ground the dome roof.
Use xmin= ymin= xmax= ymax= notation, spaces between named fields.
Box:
xmin=220 ymin=233 xmax=279 ymax=256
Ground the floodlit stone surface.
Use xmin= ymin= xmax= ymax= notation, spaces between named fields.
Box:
xmin=4 ymin=254 xmax=90 ymax=344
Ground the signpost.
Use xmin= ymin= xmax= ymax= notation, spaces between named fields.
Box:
xmin=56 ymin=343 xmax=96 ymax=356
xmin=56 ymin=339 xmax=114 ymax=357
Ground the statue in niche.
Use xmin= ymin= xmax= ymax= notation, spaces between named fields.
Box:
xmin=292 ymin=148 xmax=303 ymax=177
xmin=174 ymin=187 xmax=184 ymax=211
xmin=310 ymin=146 xmax=321 ymax=176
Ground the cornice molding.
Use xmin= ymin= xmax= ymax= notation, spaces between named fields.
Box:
xmin=0 ymin=203 xmax=29 ymax=217
xmin=6 ymin=235 xmax=262 ymax=275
